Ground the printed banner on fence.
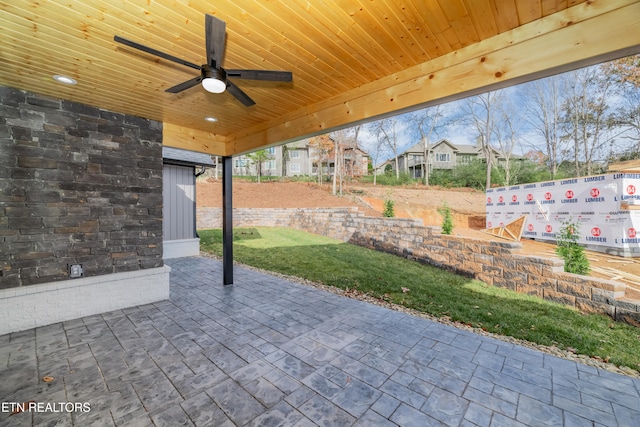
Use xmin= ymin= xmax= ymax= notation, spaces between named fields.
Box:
xmin=486 ymin=173 xmax=640 ymax=251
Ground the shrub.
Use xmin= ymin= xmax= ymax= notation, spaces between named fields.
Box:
xmin=555 ymin=220 xmax=590 ymax=275
xmin=438 ymin=202 xmax=453 ymax=234
xmin=428 ymin=161 xmax=505 ymax=190
xmin=509 ymin=160 xmax=554 ymax=185
xmin=428 ymin=169 xmax=453 ymax=188
xmin=360 ymin=173 xmax=419 ymax=186
xmin=383 ymin=198 xmax=395 ymax=217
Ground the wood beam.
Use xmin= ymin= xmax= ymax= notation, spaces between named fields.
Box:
xmin=225 ymin=0 xmax=640 ymax=155
xmin=163 ymin=122 xmax=228 ymax=155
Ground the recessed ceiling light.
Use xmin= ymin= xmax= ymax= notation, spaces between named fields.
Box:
xmin=204 ymin=116 xmax=218 ymax=122
xmin=53 ymin=75 xmax=77 ymax=85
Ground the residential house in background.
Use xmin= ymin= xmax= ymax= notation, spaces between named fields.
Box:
xmin=233 ymin=140 xmax=313 ymax=177
xmin=234 ymin=137 xmax=369 ymax=178
xmin=394 ymin=138 xmax=521 ymax=178
xmin=341 ymin=138 xmax=371 ymax=178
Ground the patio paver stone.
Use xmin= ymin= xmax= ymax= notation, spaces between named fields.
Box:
xmin=1 ymin=256 xmax=639 ymax=426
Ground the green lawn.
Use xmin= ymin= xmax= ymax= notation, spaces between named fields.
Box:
xmin=199 ymin=227 xmax=640 ymax=372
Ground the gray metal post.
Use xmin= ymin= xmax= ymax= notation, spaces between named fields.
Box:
xmin=222 ymin=156 xmax=233 ymax=285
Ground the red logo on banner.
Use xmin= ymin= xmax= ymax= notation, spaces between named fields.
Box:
xmin=487 ymin=197 xmax=492 ymax=203
xmin=628 ymin=228 xmax=637 ymax=238
xmin=499 ymin=196 xmax=504 ymax=203
xmin=545 ymin=225 xmax=553 ymax=233
xmin=565 ymin=190 xmax=574 ymax=199
xmin=544 ymin=192 xmax=552 ymax=200
xmin=591 ymin=227 xmax=601 ymax=237
xmin=627 ymin=185 xmax=636 ymax=195
xmin=590 ymin=188 xmax=600 ymax=198
xmin=487 ymin=222 xmax=492 ymax=228
xmin=512 ymin=195 xmax=518 ymax=202
xmin=527 ymin=193 xmax=533 ymax=201
xmin=527 ymin=224 xmax=534 ymax=231
xmin=499 ymin=222 xmax=504 ymax=227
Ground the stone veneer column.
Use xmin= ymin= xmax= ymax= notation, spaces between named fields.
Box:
xmin=0 ymin=86 xmax=169 ymax=334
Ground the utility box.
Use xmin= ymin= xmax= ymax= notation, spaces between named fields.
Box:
xmin=486 ymin=172 xmax=640 ymax=257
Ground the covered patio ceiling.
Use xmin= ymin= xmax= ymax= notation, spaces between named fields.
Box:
xmin=2 ymin=1 xmax=639 ymax=157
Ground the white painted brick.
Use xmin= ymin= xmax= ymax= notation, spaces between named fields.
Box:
xmin=0 ymin=266 xmax=170 ymax=335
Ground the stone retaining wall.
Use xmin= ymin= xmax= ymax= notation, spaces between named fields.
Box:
xmin=197 ymin=207 xmax=639 ymax=324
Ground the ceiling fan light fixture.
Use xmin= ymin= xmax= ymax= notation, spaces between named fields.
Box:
xmin=204 ymin=116 xmax=218 ymax=122
xmin=202 ymin=77 xmax=226 ymax=93
xmin=201 ymin=67 xmax=226 ymax=93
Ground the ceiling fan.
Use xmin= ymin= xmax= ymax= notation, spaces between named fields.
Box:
xmin=114 ymin=14 xmax=292 ymax=106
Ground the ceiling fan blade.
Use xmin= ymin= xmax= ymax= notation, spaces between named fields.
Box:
xmin=227 ymin=81 xmax=256 ymax=106
xmin=226 ymin=70 xmax=293 ymax=82
xmin=166 ymin=76 xmax=202 ymax=93
xmin=114 ymin=36 xmax=201 ymax=70
xmin=205 ymin=14 xmax=226 ymax=68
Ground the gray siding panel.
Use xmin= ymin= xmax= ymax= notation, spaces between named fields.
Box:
xmin=163 ymin=164 xmax=195 ymax=241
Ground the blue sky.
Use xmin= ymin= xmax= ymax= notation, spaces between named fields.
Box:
xmin=355 ymin=62 xmax=639 ymax=167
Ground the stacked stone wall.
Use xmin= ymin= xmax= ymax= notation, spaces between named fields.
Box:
xmin=197 ymin=207 xmax=639 ymax=324
xmin=0 ymin=86 xmax=163 ymax=289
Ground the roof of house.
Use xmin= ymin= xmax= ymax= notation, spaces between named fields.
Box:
xmin=399 ymin=138 xmax=525 ymax=160
xmin=452 ymin=144 xmax=482 ymax=154
xmin=402 ymin=139 xmax=480 ymax=155
xmin=163 ymin=147 xmax=216 ymax=166
xmin=285 ymin=139 xmax=310 ymax=149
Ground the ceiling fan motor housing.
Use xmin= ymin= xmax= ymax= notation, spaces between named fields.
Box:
xmin=201 ymin=66 xmax=227 ymax=93
xmin=202 ymin=65 xmax=226 ymax=82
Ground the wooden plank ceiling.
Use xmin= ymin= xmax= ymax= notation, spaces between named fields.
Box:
xmin=2 ymin=1 xmax=639 ymax=156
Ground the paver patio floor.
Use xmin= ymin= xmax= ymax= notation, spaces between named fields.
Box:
xmin=1 ymin=256 xmax=639 ymax=426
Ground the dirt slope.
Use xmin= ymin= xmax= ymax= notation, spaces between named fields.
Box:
xmin=197 ymin=180 xmax=485 ymax=215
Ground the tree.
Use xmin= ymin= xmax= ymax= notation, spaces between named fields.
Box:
xmin=513 ymin=150 xmax=554 ymax=184
xmin=603 ymin=54 xmax=640 ymax=153
xmin=281 ymin=144 xmax=289 ymax=182
xmin=331 ymin=130 xmax=348 ymax=196
xmin=308 ymin=134 xmax=333 ymax=184
xmin=246 ymin=149 xmax=271 ymax=183
xmin=561 ymin=67 xmax=614 ymax=176
xmin=602 ymin=54 xmax=640 ymax=87
xmin=342 ymin=124 xmax=362 ymax=182
xmin=373 ymin=117 xmax=401 ymax=179
xmin=409 ymin=106 xmax=443 ymax=185
xmin=521 ymin=75 xmax=567 ymax=179
xmin=464 ymin=90 xmax=503 ymax=189
xmin=212 ymin=156 xmax=219 ymax=179
xmin=366 ymin=122 xmax=392 ymax=185
xmin=494 ymin=97 xmax=520 ymax=185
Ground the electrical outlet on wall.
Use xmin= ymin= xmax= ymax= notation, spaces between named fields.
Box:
xmin=69 ymin=264 xmax=83 ymax=278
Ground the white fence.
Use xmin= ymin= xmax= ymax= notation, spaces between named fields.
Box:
xmin=486 ymin=173 xmax=640 ymax=257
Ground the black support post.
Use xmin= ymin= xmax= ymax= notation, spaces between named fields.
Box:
xmin=222 ymin=156 xmax=233 ymax=285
